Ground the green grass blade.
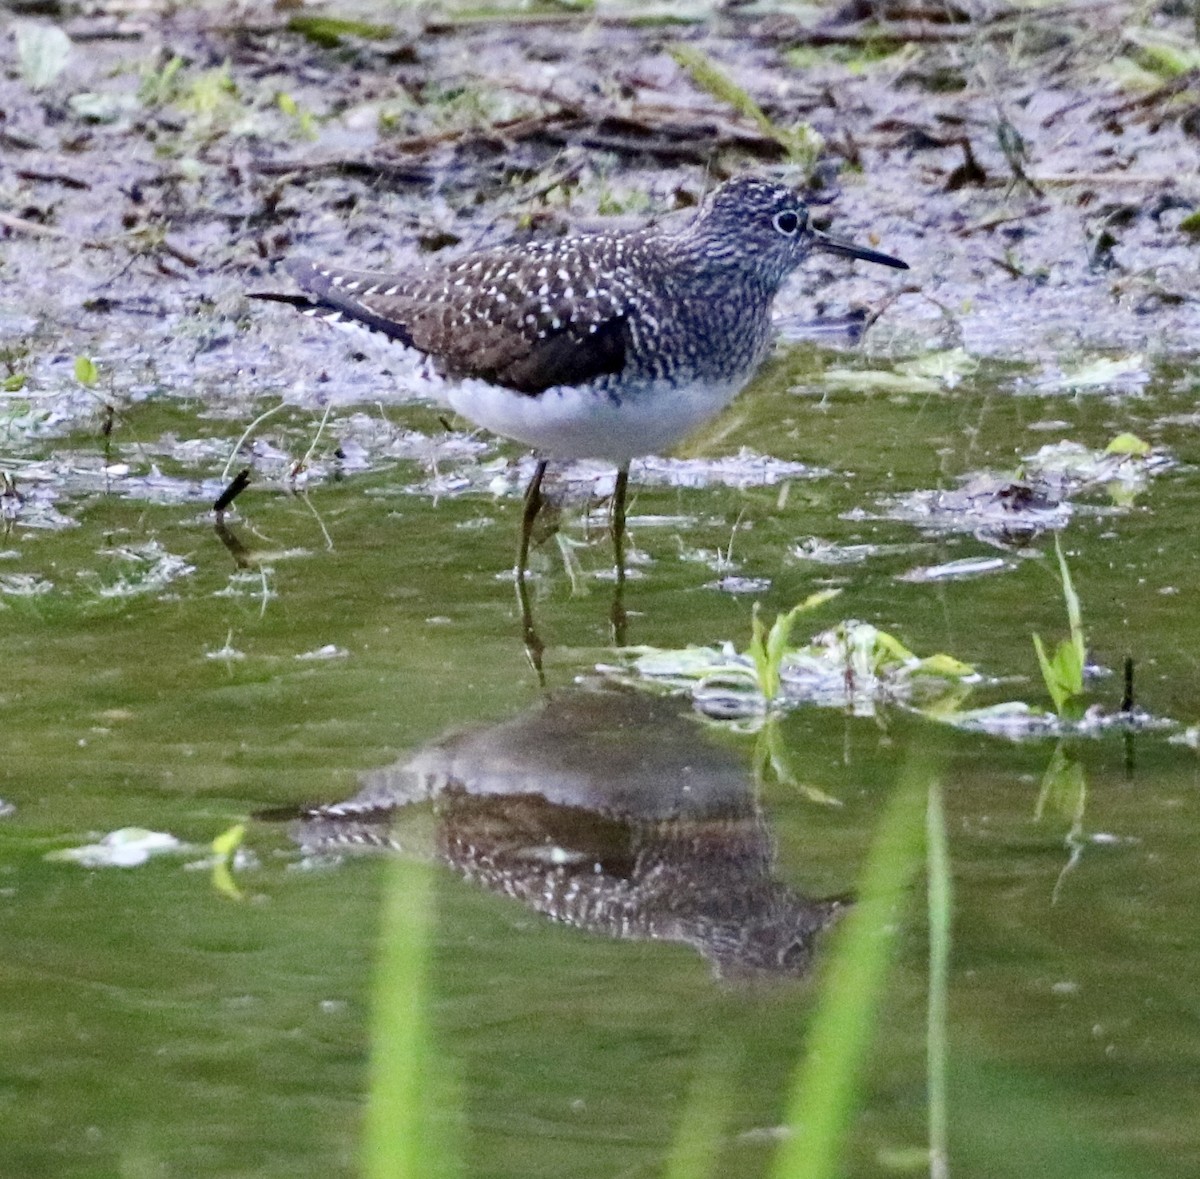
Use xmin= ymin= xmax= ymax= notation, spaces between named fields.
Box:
xmin=749 ymin=602 xmax=776 ymax=700
xmin=926 ymin=778 xmax=952 ymax=1179
xmin=663 ymin=1044 xmax=738 ymax=1179
xmin=670 ymin=43 xmax=779 ymax=142
xmin=1033 ymin=539 xmax=1087 ymax=716
xmin=363 ymin=857 xmax=460 ymax=1179
xmin=770 ymin=760 xmax=929 ymax=1179
xmin=751 ymin=591 xmax=842 ymax=702
xmin=766 ymin=606 xmax=800 ymax=692
xmin=669 ymin=43 xmax=823 ymax=170
xmin=1053 ymin=537 xmax=1085 ymax=671
xmin=765 ymin=592 xmax=841 ymax=689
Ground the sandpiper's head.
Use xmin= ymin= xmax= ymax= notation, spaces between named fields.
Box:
xmin=690 ymin=175 xmax=908 ymax=285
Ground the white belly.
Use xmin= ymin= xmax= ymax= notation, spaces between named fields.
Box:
xmin=443 ymin=376 xmax=748 ymax=464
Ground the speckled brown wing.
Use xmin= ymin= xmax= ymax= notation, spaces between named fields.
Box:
xmin=278 ymin=243 xmax=636 ymax=396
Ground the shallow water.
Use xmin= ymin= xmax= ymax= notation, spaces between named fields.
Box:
xmin=3 ymin=340 xmax=1200 ymax=1177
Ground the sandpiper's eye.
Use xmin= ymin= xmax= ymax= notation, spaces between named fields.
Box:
xmin=773 ymin=210 xmax=802 ymax=236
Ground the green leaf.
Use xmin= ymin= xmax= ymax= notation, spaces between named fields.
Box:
xmin=915 ymin=652 xmax=975 ymax=678
xmin=1041 ymin=353 xmax=1145 ymax=391
xmin=749 ymin=603 xmax=775 ymax=700
xmin=74 ymin=356 xmax=99 ymax=387
xmin=1104 ymin=432 xmax=1151 ymax=456
xmin=1033 ymin=631 xmax=1083 ymax=717
xmin=1053 ymin=637 xmax=1084 ymax=698
xmin=210 ymin=822 xmax=245 ymax=901
xmin=15 ymin=21 xmax=71 ymax=92
xmin=2 ymin=374 xmax=28 ymax=392
xmin=871 ymin=627 xmax=918 ymax=669
xmin=1031 ymin=537 xmax=1087 ymax=719
xmin=926 ymin=777 xmax=952 ymax=1179
xmin=765 ymin=611 xmax=795 ymax=691
xmin=1102 ymin=57 xmax=1166 ymax=93
xmin=750 ymin=590 xmax=842 ymax=702
xmin=797 ymin=587 xmax=843 ymax=614
xmin=212 ymin=822 xmax=245 ymax=858
xmin=277 ymin=91 xmax=317 ymax=141
xmin=1033 ymin=633 xmax=1067 ymax=714
xmin=183 ymin=64 xmax=237 ymax=117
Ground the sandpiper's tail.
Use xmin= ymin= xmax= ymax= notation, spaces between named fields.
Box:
xmin=249 ymin=259 xmax=418 ymax=347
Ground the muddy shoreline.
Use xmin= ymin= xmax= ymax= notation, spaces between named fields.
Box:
xmin=2 ymin=1 xmax=1199 ymax=436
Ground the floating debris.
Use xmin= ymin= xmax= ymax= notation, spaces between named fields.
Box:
xmin=820 ymin=348 xmax=980 ymax=395
xmin=897 ymin=555 xmax=1011 ymax=582
xmin=876 ymin=435 xmax=1171 ymax=546
xmin=1169 ymin=726 xmax=1200 ymax=750
xmin=0 ymin=573 xmax=54 ymax=596
xmin=938 ymin=701 xmax=1173 ymax=740
xmin=608 ymin=619 xmax=978 ymax=722
xmin=88 ymin=541 xmax=195 ymax=599
xmin=879 ymin=472 xmax=1071 ymax=547
xmin=608 ymin=611 xmax=1178 ymax=740
xmin=205 ymin=632 xmax=246 ymax=661
xmin=705 ymin=575 xmax=771 ymax=594
xmin=792 ymin=538 xmax=922 ymax=566
xmin=635 ymin=449 xmax=829 ymax=489
xmin=295 ymin=644 xmax=350 ymax=660
xmin=1023 ymin=437 xmax=1173 ymax=504
xmin=46 ymin=828 xmax=187 ymax=868
xmin=1033 ymin=353 xmax=1149 ymax=393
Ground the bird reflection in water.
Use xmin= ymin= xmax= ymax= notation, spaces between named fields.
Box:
xmin=266 ymin=688 xmax=849 ymax=981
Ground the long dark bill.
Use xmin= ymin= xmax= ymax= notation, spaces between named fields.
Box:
xmin=811 ymin=229 xmax=909 ymax=270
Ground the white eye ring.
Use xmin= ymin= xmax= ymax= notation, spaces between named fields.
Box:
xmin=773 ymin=209 xmax=802 ymax=236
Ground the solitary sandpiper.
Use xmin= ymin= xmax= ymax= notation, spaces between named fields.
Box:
xmin=253 ymin=175 xmax=907 ymax=571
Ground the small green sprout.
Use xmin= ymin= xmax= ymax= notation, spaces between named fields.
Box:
xmin=748 ymin=589 xmax=841 ymax=701
xmin=138 ymin=54 xmax=185 ymax=107
xmin=1032 ymin=538 xmax=1086 ymax=718
xmin=182 ymin=63 xmax=238 ymax=123
xmin=277 ymin=91 xmax=317 ymax=140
